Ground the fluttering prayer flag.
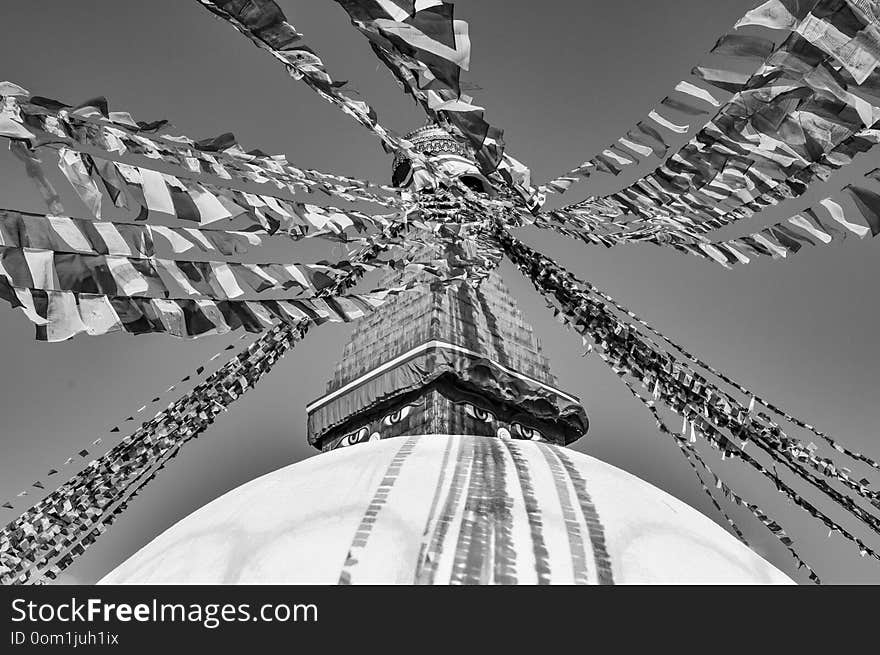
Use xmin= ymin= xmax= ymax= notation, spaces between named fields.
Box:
xmin=660 ymin=96 xmax=710 ymax=116
xmin=148 ymin=225 xmax=197 ymax=254
xmin=630 ymin=123 xmax=669 ymax=157
xmin=804 ymin=207 xmax=848 ymax=240
xmin=601 ymin=148 xmax=633 ymax=166
xmin=57 ymin=149 xmax=102 ymax=218
xmin=776 ymin=223 xmax=817 ymax=246
xmin=691 ymin=66 xmax=751 ymax=93
xmin=734 ymin=0 xmax=811 ymax=31
xmin=843 ymin=184 xmax=880 ymax=236
xmin=789 ymin=213 xmax=832 ymax=243
xmin=674 ymin=80 xmax=722 ymax=107
xmin=0 ymin=112 xmax=35 ymax=139
xmin=371 ymin=4 xmax=470 ymax=89
xmin=698 ymin=243 xmax=732 ymax=266
xmin=819 ymin=197 xmax=871 ymax=237
xmin=592 ymin=155 xmax=621 ymax=176
xmin=767 ymin=225 xmax=803 ymax=251
xmin=0 ymin=81 xmax=29 ymax=96
xmin=618 ymin=137 xmax=654 ymax=157
xmin=648 ymin=111 xmax=689 ymax=134
xmin=711 ymin=33 xmax=776 ymax=59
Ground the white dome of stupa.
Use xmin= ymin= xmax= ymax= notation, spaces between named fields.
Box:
xmin=99 ymin=435 xmax=792 ymax=585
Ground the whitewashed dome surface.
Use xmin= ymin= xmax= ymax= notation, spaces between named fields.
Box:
xmin=100 ymin=435 xmax=793 ymax=585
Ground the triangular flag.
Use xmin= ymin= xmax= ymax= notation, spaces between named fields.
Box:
xmin=843 ymin=185 xmax=880 ymax=236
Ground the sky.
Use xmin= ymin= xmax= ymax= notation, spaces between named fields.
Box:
xmin=1 ymin=0 xmax=879 ymax=584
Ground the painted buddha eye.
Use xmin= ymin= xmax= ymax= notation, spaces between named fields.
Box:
xmin=382 ymin=404 xmax=413 ymax=426
xmin=464 ymin=404 xmax=495 ymax=423
xmin=334 ymin=427 xmax=369 ymax=449
xmin=511 ymin=423 xmax=543 ymax=441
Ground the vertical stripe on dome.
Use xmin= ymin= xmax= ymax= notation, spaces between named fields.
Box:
xmin=503 ymin=440 xmax=553 ymax=584
xmin=338 ymin=435 xmax=419 ymax=585
xmin=414 ymin=435 xmax=458 ymax=583
xmin=496 ymin=436 xmax=537 ymax=583
xmin=450 ymin=435 xmax=493 ymax=584
xmin=553 ymin=447 xmax=615 ymax=585
xmin=445 ymin=436 xmax=518 ymax=584
xmin=537 ymin=444 xmax=592 ymax=584
xmin=416 ymin=436 xmax=475 ymax=584
xmin=490 ymin=437 xmax=517 ymax=585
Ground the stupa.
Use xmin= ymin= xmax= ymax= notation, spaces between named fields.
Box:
xmin=99 ymin=127 xmax=793 ymax=585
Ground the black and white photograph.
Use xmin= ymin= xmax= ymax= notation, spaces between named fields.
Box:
xmin=2 ymin=0 xmax=880 ymax=641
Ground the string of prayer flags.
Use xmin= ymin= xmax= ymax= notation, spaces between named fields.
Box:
xmin=0 ymin=322 xmax=309 ymax=584
xmin=522 ymin=195 xmax=667 ymax=250
xmin=537 ymin=0 xmax=880 ymax=228
xmin=549 ymin=93 xmax=880 ymax=241
xmin=574 ymin=258 xmax=880 ymax=475
xmin=605 ymin=348 xmax=822 ymax=582
xmin=346 ymin=5 xmax=545 ymax=212
xmin=496 ymin=224 xmax=880 ymax=574
xmin=538 ymin=4 xmax=778 ymax=197
xmin=0 ymin=207 xmax=336 ymax=258
xmin=758 ymin=0 xmax=880 ymax=84
xmin=672 ymin=436 xmax=821 ymax=583
xmin=0 ymin=335 xmax=248 ymax=511
xmin=84 ymin=156 xmax=392 ymax=237
xmin=4 ymin=86 xmax=404 ymax=210
xmin=0 ymin=218 xmax=407 ymax=340
xmin=329 ymin=1 xmax=549 ymax=207
xmin=669 ymin=174 xmax=880 ymax=267
xmin=192 ymin=0 xmax=437 ymax=183
xmin=583 ymin=337 xmax=754 ymax=548
xmin=0 ymin=212 xmax=496 ymax=341
xmin=540 ymin=76 xmax=726 ymax=194
xmin=0 ymin=209 xmax=153 ymax=257
xmin=680 ymin=124 xmax=880 ymax=236
xmin=332 ymin=0 xmax=506 ymax=175
xmin=0 ymin=269 xmax=459 ymax=340
xmin=0 ymin=243 xmax=371 ymax=301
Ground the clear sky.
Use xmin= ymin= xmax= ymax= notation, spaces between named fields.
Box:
xmin=1 ymin=0 xmax=879 ymax=584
